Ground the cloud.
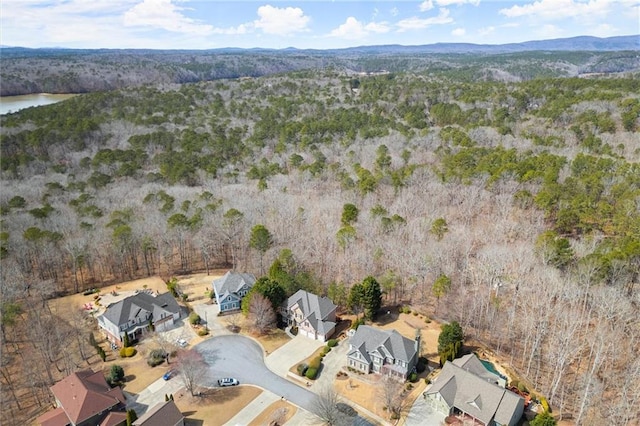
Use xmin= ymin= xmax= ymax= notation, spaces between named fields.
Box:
xmin=499 ymin=0 xmax=613 ymax=19
xmin=536 ymin=24 xmax=565 ymax=38
xmin=478 ymin=26 xmax=495 ymax=36
xmin=451 ymin=27 xmax=466 ymax=36
xmin=124 ymin=0 xmax=213 ymax=35
xmin=397 ymin=8 xmax=453 ymax=32
xmin=419 ymin=1 xmax=434 ymax=11
xmin=390 ymin=7 xmax=399 ymax=16
xmin=253 ymin=5 xmax=310 ymax=35
xmin=421 ymin=0 xmax=479 ymax=9
xmin=329 ymin=17 xmax=390 ymax=40
xmin=437 ymin=0 xmax=480 ymax=5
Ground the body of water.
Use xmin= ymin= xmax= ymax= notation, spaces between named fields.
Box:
xmin=0 ymin=93 xmax=77 ymax=115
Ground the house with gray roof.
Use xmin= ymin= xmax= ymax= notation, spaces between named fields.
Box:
xmin=453 ymin=353 xmax=507 ymax=388
xmin=424 ymin=359 xmax=524 ymax=426
xmin=286 ymin=290 xmax=337 ymax=342
xmin=133 ymin=400 xmax=184 ymax=426
xmin=347 ymin=325 xmax=419 ymax=379
xmin=212 ymin=271 xmax=256 ymax=313
xmin=97 ymin=292 xmax=181 ymax=346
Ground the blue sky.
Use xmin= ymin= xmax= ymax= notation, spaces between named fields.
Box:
xmin=2 ymin=0 xmax=638 ymax=50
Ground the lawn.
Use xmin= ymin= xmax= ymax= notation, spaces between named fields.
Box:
xmin=177 ymin=385 xmax=263 ymax=426
xmin=248 ymin=400 xmax=297 ymax=426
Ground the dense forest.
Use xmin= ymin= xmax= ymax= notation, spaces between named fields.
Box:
xmin=1 ymin=47 xmax=639 ymax=425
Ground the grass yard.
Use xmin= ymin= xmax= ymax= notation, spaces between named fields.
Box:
xmin=179 ymin=385 xmax=262 ymax=426
xmin=248 ymin=400 xmax=297 ymax=426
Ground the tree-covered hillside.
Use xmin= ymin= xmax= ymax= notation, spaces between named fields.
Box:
xmin=1 ymin=56 xmax=639 ymax=425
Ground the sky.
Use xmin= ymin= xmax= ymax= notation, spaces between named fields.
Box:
xmin=1 ymin=0 xmax=638 ymax=50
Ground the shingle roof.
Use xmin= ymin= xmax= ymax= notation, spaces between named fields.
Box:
xmin=453 ymin=354 xmax=502 ymax=385
xmin=425 ymin=361 xmax=524 ymax=425
xmin=349 ymin=325 xmax=417 ymax=363
xmin=133 ymin=400 xmax=183 ymax=426
xmin=288 ymin=290 xmax=337 ymax=334
xmin=100 ymin=292 xmax=180 ymax=328
xmin=48 ymin=370 xmax=125 ymax=425
xmin=37 ymin=407 xmax=69 ymax=426
xmin=212 ymin=271 xmax=256 ymax=299
xmin=100 ymin=411 xmax=127 ymax=426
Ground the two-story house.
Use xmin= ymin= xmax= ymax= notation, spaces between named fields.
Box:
xmin=286 ymin=290 xmax=337 ymax=342
xmin=97 ymin=292 xmax=181 ymax=346
xmin=347 ymin=325 xmax=419 ymax=380
xmin=212 ymin=271 xmax=256 ymax=313
xmin=37 ymin=370 xmax=127 ymax=426
xmin=424 ymin=356 xmax=524 ymax=426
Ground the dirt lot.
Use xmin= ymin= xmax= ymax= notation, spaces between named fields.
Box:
xmin=177 ymin=385 xmax=263 ymax=426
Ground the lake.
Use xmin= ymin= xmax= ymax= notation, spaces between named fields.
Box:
xmin=0 ymin=93 xmax=77 ymax=115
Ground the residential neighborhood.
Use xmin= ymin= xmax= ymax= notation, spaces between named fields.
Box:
xmin=32 ymin=272 xmax=551 ymax=426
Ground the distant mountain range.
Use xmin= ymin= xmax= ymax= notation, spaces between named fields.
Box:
xmin=1 ymin=35 xmax=638 ymax=55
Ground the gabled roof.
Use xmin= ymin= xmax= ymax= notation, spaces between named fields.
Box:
xmin=349 ymin=325 xmax=416 ymax=363
xmin=453 ymin=354 xmax=502 ymax=385
xmin=100 ymin=411 xmax=127 ymax=426
xmin=37 ymin=407 xmax=70 ymax=426
xmin=288 ymin=290 xmax=337 ymax=334
xmin=99 ymin=292 xmax=180 ymax=328
xmin=425 ymin=361 xmax=524 ymax=425
xmin=212 ymin=271 xmax=256 ymax=298
xmin=133 ymin=400 xmax=183 ymax=426
xmin=48 ymin=370 xmax=125 ymax=425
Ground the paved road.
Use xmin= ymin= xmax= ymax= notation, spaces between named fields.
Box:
xmin=195 ymin=335 xmax=319 ymax=412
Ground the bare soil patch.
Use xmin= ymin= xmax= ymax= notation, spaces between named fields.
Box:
xmin=248 ymin=400 xmax=297 ymax=426
xmin=178 ymin=385 xmax=262 ymax=426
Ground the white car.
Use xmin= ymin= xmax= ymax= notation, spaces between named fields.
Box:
xmin=176 ymin=338 xmax=188 ymax=348
xmin=218 ymin=377 xmax=239 ymax=387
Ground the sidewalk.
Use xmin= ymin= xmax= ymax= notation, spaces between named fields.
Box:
xmin=225 ymin=391 xmax=281 ymax=425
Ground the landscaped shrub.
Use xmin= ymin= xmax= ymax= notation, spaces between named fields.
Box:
xmin=399 ymin=306 xmax=411 ymax=314
xmin=147 ymin=349 xmax=166 ymax=366
xmin=351 ymin=318 xmax=364 ymax=330
xmin=309 ymin=356 xmax=322 ymax=370
xmin=124 ymin=347 xmax=136 ymax=357
xmin=518 ymin=382 xmax=529 ymax=393
xmin=119 ymin=347 xmax=127 ymax=357
xmin=540 ymin=396 xmax=550 ymax=413
xmin=305 ymin=367 xmax=318 ymax=380
xmin=189 ymin=312 xmax=201 ymax=325
xmin=327 ymin=339 xmax=338 ymax=347
xmin=408 ymin=372 xmax=418 ymax=383
xmin=416 ymin=357 xmax=428 ymax=373
xmin=297 ymin=363 xmax=308 ymax=376
xmin=197 ymin=327 xmax=209 ymax=336
xmin=147 ymin=357 xmax=164 ymax=367
xmin=321 ymin=346 xmax=331 ymax=355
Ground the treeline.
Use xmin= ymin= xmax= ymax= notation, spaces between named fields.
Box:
xmin=1 ymin=68 xmax=639 ymax=424
xmin=1 ymin=48 xmax=638 ymax=96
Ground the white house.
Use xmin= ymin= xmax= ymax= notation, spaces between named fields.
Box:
xmin=97 ymin=292 xmax=181 ymax=346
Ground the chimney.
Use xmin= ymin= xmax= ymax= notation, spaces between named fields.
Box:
xmin=414 ymin=328 xmax=421 ymax=355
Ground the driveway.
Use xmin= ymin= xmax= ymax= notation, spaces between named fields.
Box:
xmin=265 ymin=334 xmax=324 ymax=377
xmin=125 ymin=374 xmax=185 ymax=416
xmin=404 ymin=391 xmax=446 ymax=426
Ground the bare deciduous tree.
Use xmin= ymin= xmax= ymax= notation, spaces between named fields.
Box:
xmin=378 ymin=376 xmax=408 ymax=421
xmin=312 ymin=385 xmax=351 ymax=426
xmin=249 ymin=293 xmax=276 ymax=335
xmin=176 ymin=349 xmax=208 ymax=397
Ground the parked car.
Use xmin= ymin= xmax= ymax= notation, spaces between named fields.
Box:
xmin=176 ymin=338 xmax=188 ymax=348
xmin=218 ymin=377 xmax=239 ymax=387
xmin=163 ymin=370 xmax=174 ymax=381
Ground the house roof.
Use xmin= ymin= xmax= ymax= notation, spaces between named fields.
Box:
xmin=99 ymin=292 xmax=180 ymax=328
xmin=425 ymin=361 xmax=524 ymax=425
xmin=349 ymin=325 xmax=416 ymax=363
xmin=453 ymin=354 xmax=502 ymax=385
xmin=37 ymin=407 xmax=70 ymax=426
xmin=212 ymin=271 xmax=256 ymax=300
xmin=100 ymin=411 xmax=127 ymax=426
xmin=288 ymin=290 xmax=337 ymax=334
xmin=48 ymin=370 xmax=126 ymax=425
xmin=133 ymin=400 xmax=183 ymax=426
